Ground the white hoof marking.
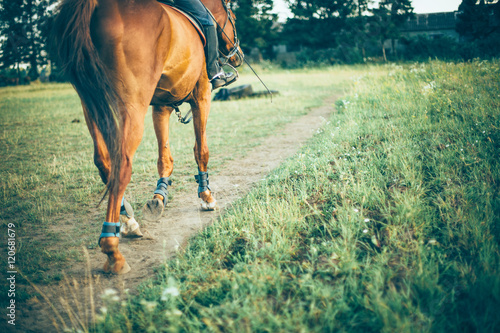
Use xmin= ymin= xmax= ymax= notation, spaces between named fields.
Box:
xmin=120 ymin=216 xmax=143 ymax=238
xmin=200 ymin=200 xmax=217 ymax=211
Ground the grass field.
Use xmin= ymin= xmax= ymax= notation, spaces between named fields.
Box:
xmin=0 ymin=66 xmax=353 ymax=299
xmin=1 ymin=60 xmax=499 ymax=332
xmin=96 ymin=60 xmax=498 ymax=332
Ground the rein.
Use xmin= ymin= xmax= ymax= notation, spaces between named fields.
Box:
xmin=204 ymin=0 xmax=273 ymax=101
xmin=217 ymin=0 xmax=240 ymax=65
xmin=200 ymin=0 xmax=241 ymax=66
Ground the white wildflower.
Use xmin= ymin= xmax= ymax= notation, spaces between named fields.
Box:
xmin=422 ymin=81 xmax=436 ymax=94
xmin=140 ymin=300 xmax=158 ymax=312
xmin=101 ymin=288 xmax=120 ymax=302
xmin=102 ymin=288 xmax=117 ymax=297
xmin=161 ymin=277 xmax=180 ymax=300
xmin=165 ymin=309 xmax=183 ymax=317
xmin=161 ymin=286 xmax=180 ymax=300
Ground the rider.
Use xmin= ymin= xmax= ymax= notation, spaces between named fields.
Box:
xmin=167 ymin=0 xmax=237 ymax=89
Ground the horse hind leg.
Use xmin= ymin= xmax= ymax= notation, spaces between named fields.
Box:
xmin=94 ymin=153 xmax=142 ymax=239
xmin=84 ymin=108 xmax=143 ymax=240
xmin=143 ymin=105 xmax=175 ymax=221
xmin=96 ymin=152 xmax=132 ymax=274
xmin=97 ymin=154 xmax=132 ymax=275
xmin=99 ymin=105 xmax=148 ymax=274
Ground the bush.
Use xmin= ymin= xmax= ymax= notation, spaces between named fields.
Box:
xmin=400 ymin=33 xmax=500 ymax=62
xmin=400 ymin=35 xmax=460 ymax=61
xmin=460 ymin=32 xmax=500 ymax=60
xmin=0 ymin=68 xmax=30 ymax=86
xmin=280 ymin=46 xmax=365 ymax=68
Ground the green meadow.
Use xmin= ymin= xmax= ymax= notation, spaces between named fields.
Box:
xmin=0 ymin=66 xmax=350 ymax=291
xmin=1 ymin=60 xmax=499 ymax=332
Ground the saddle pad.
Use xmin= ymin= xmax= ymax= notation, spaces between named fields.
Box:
xmin=159 ymin=2 xmax=206 ymax=46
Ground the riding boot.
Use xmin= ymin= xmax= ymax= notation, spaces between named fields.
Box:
xmin=203 ymin=25 xmax=236 ymax=90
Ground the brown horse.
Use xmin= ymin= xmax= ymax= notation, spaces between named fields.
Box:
xmin=52 ymin=0 xmax=243 ymax=274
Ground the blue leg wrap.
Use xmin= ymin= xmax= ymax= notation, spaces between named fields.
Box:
xmin=194 ymin=171 xmax=211 ymax=198
xmin=98 ymin=222 xmax=120 ymax=247
xmin=154 ymin=177 xmax=172 ymax=207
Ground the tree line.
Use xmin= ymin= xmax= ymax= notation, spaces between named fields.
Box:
xmin=1 ymin=0 xmax=499 ymax=84
xmin=232 ymin=0 xmax=500 ymax=65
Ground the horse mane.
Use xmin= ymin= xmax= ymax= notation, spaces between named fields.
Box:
xmin=51 ymin=0 xmax=122 ymax=197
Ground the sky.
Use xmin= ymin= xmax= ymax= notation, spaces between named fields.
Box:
xmin=272 ymin=0 xmax=464 ymax=21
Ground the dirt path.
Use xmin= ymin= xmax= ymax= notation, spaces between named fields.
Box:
xmin=17 ymin=96 xmax=337 ymax=332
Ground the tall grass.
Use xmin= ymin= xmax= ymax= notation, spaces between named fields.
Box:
xmin=93 ymin=60 xmax=500 ymax=332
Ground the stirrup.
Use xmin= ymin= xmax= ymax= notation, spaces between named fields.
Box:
xmin=211 ymin=72 xmax=237 ymax=90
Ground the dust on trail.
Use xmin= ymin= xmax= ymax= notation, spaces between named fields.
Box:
xmin=17 ymin=96 xmax=338 ymax=332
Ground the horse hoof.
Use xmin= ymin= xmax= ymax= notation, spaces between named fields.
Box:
xmin=120 ymin=216 xmax=143 ymax=238
xmin=103 ymin=259 xmax=131 ymax=275
xmin=142 ymin=198 xmax=164 ymax=221
xmin=116 ymin=261 xmax=131 ymax=274
xmin=201 ymin=199 xmax=217 ymax=211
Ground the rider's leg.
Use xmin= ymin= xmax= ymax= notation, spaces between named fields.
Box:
xmin=203 ymin=23 xmax=236 ymax=89
xmin=172 ymin=0 xmax=236 ymax=89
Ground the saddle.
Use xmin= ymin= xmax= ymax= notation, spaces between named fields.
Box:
xmin=157 ymin=0 xmax=206 ymax=46
xmin=151 ymin=0 xmax=209 ymax=108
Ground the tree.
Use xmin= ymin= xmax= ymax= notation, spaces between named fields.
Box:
xmin=0 ymin=0 xmax=57 ymax=81
xmin=282 ymin=0 xmax=357 ymax=49
xmin=456 ymin=0 xmax=500 ymax=40
xmin=231 ymin=0 xmax=279 ymax=58
xmin=353 ymin=0 xmax=372 ymax=16
xmin=368 ymin=0 xmax=414 ymax=61
xmin=345 ymin=1 xmax=375 ymax=60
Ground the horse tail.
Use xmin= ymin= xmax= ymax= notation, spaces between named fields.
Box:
xmin=51 ymin=0 xmax=122 ymax=196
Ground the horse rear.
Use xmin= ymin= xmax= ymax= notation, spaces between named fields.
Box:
xmin=52 ymin=0 xmax=242 ymax=274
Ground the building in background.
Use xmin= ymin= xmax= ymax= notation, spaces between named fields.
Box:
xmin=401 ymin=11 xmax=460 ymax=41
